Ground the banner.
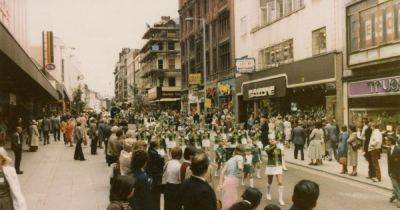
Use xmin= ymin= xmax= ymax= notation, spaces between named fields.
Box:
xmin=236 ymin=57 xmax=255 ymax=74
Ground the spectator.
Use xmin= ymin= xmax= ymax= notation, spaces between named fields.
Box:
xmin=29 ymin=120 xmax=40 ymax=152
xmin=229 ymin=187 xmax=262 ymax=210
xmin=11 ymin=127 xmax=23 ymax=174
xmin=290 ymin=180 xmax=319 ymax=210
xmin=347 ymin=125 xmax=358 ymax=176
xmin=42 ymin=116 xmax=51 ymax=145
xmin=179 ymin=152 xmax=217 ymax=210
xmin=308 ymin=121 xmax=324 ymax=165
xmin=146 ymin=140 xmax=164 ymax=210
xmin=163 ymin=147 xmax=182 ymax=210
xmin=107 ymin=175 xmax=135 ymax=210
xmin=292 ymin=122 xmax=306 ymax=160
xmin=369 ymin=123 xmax=382 ymax=182
xmin=0 ymin=147 xmax=26 ymax=210
xmin=337 ymin=125 xmax=349 ymax=174
xmin=180 ymin=146 xmax=197 ymax=182
xmin=361 ymin=119 xmax=373 ymax=179
xmin=119 ymin=137 xmax=135 ymax=176
xmin=73 ymin=121 xmax=85 ymax=161
xmin=386 ymin=135 xmax=400 ymax=208
xmin=107 ymin=126 xmax=121 ymax=166
xmin=129 ymin=150 xmax=153 ymax=210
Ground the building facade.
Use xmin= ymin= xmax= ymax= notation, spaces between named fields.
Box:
xmin=234 ymin=0 xmax=348 ymax=123
xmin=114 ymin=48 xmax=131 ymax=103
xmin=343 ymin=0 xmax=400 ymax=129
xmin=179 ymin=0 xmax=236 ymax=114
xmin=126 ymin=49 xmax=140 ymax=102
xmin=139 ymin=16 xmax=182 ymax=109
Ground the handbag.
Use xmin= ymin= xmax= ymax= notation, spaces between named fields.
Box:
xmin=339 ymin=157 xmax=347 ymax=165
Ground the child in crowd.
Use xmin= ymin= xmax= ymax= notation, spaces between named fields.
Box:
xmin=242 ymin=146 xmax=255 ymax=187
xmin=215 ymin=139 xmax=227 ymax=177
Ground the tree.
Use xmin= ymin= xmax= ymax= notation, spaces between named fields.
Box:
xmin=70 ymin=88 xmax=86 ymax=116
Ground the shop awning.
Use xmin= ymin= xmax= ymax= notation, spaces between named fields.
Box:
xmin=0 ymin=22 xmax=59 ymax=100
xmin=149 ymin=98 xmax=181 ymax=103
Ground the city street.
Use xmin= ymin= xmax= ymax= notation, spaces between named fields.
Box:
xmin=12 ymin=137 xmax=397 ymax=210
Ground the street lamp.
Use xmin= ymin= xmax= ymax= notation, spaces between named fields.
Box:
xmin=185 ymin=17 xmax=207 ymax=115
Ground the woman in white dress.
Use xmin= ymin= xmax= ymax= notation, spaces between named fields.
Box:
xmin=308 ymin=121 xmax=325 ymax=165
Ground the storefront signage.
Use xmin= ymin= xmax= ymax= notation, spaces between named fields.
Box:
xmin=236 ymin=57 xmax=255 ymax=74
xmin=188 ymin=73 xmax=202 ymax=85
xmin=147 ymin=87 xmax=158 ymax=100
xmin=242 ymin=76 xmax=286 ymax=101
xmin=218 ymin=83 xmax=231 ymax=96
xmin=161 ymin=91 xmax=181 ymax=98
xmin=248 ymin=86 xmax=275 ymax=98
xmin=349 ymin=76 xmax=400 ymax=98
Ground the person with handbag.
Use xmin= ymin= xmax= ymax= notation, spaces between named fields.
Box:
xmin=162 ymin=147 xmax=182 ymax=210
xmin=338 ymin=125 xmax=349 ymax=174
xmin=347 ymin=125 xmax=359 ymax=176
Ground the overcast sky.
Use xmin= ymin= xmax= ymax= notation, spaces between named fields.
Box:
xmin=27 ymin=0 xmax=179 ymax=97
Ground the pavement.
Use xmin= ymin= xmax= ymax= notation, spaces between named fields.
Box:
xmin=5 ymin=135 xmax=398 ymax=210
xmin=283 ymin=146 xmax=392 ymax=190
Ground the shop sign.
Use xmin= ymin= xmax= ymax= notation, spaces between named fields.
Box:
xmin=9 ymin=93 xmax=16 ymax=106
xmin=242 ymin=76 xmax=286 ymax=101
xmin=236 ymin=57 xmax=255 ymax=74
xmin=248 ymin=86 xmax=275 ymax=98
xmin=147 ymin=87 xmax=158 ymax=100
xmin=349 ymin=76 xmax=400 ymax=98
xmin=161 ymin=91 xmax=181 ymax=98
xmin=188 ymin=73 xmax=202 ymax=85
xmin=218 ymin=83 xmax=231 ymax=96
xmin=205 ymin=98 xmax=212 ymax=108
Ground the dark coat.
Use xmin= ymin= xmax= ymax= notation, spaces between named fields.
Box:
xmin=363 ymin=126 xmax=372 ymax=153
xmin=11 ymin=132 xmax=22 ymax=152
xmin=388 ymin=145 xmax=400 ymax=181
xmin=260 ymin=122 xmax=269 ymax=146
xmin=129 ymin=169 xmax=153 ymax=210
xmin=292 ymin=126 xmax=306 ymax=145
xmin=179 ymin=176 xmax=217 ymax=210
xmin=146 ymin=147 xmax=164 ymax=185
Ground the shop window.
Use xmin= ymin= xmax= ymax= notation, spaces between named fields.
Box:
xmin=260 ymin=0 xmax=304 ymax=26
xmin=219 ymin=12 xmax=230 ymax=37
xmin=158 ymin=43 xmax=164 ymax=51
xmin=168 ymin=59 xmax=175 ymax=69
xmin=168 ymin=42 xmax=175 ymax=50
xmin=312 ymin=27 xmax=327 ymax=55
xmin=158 ymin=59 xmax=163 ymax=69
xmin=168 ymin=77 xmax=176 ymax=87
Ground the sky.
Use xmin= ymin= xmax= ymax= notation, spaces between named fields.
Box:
xmin=26 ymin=0 xmax=179 ymax=97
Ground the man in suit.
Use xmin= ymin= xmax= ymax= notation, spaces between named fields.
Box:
xmin=51 ymin=115 xmax=61 ymax=141
xmin=387 ymin=135 xmax=400 ymax=207
xmin=11 ymin=127 xmax=23 ymax=174
xmin=362 ymin=119 xmax=374 ymax=179
xmin=42 ymin=116 xmax=51 ymax=145
xmin=179 ymin=152 xmax=217 ymax=210
xmin=324 ymin=120 xmax=339 ymax=161
xmin=292 ymin=122 xmax=306 ymax=160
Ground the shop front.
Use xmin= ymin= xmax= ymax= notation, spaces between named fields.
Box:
xmin=347 ymin=75 xmax=400 ymax=129
xmin=217 ymin=79 xmax=235 ymax=114
xmin=205 ymin=84 xmax=217 ymax=112
xmin=148 ymin=87 xmax=181 ymax=110
xmin=236 ymin=52 xmax=342 ymax=123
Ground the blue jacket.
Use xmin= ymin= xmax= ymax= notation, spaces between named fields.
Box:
xmin=129 ymin=169 xmax=153 ymax=210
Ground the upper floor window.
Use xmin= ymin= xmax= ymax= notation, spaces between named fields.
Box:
xmin=168 ymin=58 xmax=175 ymax=69
xmin=348 ymin=0 xmax=400 ymax=53
xmin=219 ymin=12 xmax=230 ymax=37
xmin=168 ymin=42 xmax=175 ymax=50
xmin=258 ymin=39 xmax=293 ymax=69
xmin=158 ymin=59 xmax=163 ymax=69
xmin=260 ymin=0 xmax=304 ymax=25
xmin=168 ymin=77 xmax=176 ymax=87
xmin=312 ymin=27 xmax=327 ymax=55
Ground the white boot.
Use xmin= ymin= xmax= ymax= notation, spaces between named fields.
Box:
xmin=249 ymin=178 xmax=254 ymax=188
xmin=266 ymin=184 xmax=272 ymax=200
xmin=278 ymin=186 xmax=285 ymax=206
xmin=214 ymin=169 xmax=219 ymax=177
xmin=256 ymin=169 xmax=261 ymax=179
xmin=241 ymin=177 xmax=245 ymax=186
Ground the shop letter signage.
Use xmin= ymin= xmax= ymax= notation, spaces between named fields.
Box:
xmin=248 ymin=86 xmax=275 ymax=98
xmin=349 ymin=76 xmax=400 ymax=98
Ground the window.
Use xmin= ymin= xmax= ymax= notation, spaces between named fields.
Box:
xmin=258 ymin=39 xmax=293 ymax=69
xmin=168 ymin=42 xmax=175 ymax=50
xmin=158 ymin=43 xmax=164 ymax=51
xmin=158 ymin=59 xmax=163 ymax=69
xmin=168 ymin=77 xmax=176 ymax=87
xmin=219 ymin=12 xmax=230 ymax=37
xmin=219 ymin=43 xmax=230 ymax=71
xmin=312 ymin=27 xmax=327 ymax=55
xmin=168 ymin=58 xmax=175 ymax=69
xmin=204 ymin=0 xmax=208 ymax=15
xmin=260 ymin=0 xmax=304 ymax=25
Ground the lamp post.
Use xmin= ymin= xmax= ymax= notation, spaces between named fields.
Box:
xmin=185 ymin=17 xmax=207 ymax=115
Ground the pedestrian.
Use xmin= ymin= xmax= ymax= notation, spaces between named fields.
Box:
xmin=260 ymin=117 xmax=269 ymax=149
xmin=290 ymin=180 xmax=320 ymax=210
xmin=283 ymin=117 xmax=292 ymax=145
xmin=0 ymin=118 xmax=7 ymax=146
xmin=242 ymin=147 xmax=255 ymax=187
xmin=0 ymin=147 xmax=27 ymax=210
xmin=29 ymin=120 xmax=39 ymax=152
xmin=337 ymin=125 xmax=349 ymax=174
xmin=386 ymin=135 xmax=400 ymax=208
xmin=218 ymin=145 xmax=245 ymax=210
xmin=162 ymin=147 xmax=182 ymax=210
xmin=180 ymin=146 xmax=197 ymax=182
xmin=42 ymin=116 xmax=51 ymax=145
xmin=11 ymin=127 xmax=23 ymax=175
xmin=264 ymin=139 xmax=285 ymax=206
xmin=229 ymin=187 xmax=262 ymax=210
xmin=73 ymin=121 xmax=85 ymax=161
xmin=65 ymin=118 xmax=74 ymax=147
xmin=146 ymin=140 xmax=164 ymax=210
xmin=97 ymin=119 xmax=106 ymax=149
xmin=369 ymin=122 xmax=382 ymax=182
xmin=347 ymin=125 xmax=359 ymax=176
xmin=324 ymin=119 xmax=339 ymax=161
xmin=89 ymin=118 xmax=98 ymax=155
xmin=129 ymin=150 xmax=153 ymax=210
xmin=107 ymin=126 xmax=121 ymax=166
xmin=215 ymin=138 xmax=227 ymax=177
xmin=119 ymin=136 xmax=135 ymax=176
xmin=179 ymin=152 xmax=217 ymax=210
xmin=107 ymin=175 xmax=135 ymax=210
xmin=51 ymin=115 xmax=61 ymax=142
xmin=292 ymin=121 xmax=306 ymax=160
xmin=308 ymin=121 xmax=324 ymax=165
xmin=361 ymin=119 xmax=374 ymax=179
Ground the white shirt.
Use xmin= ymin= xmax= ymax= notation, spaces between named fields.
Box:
xmin=163 ymin=159 xmax=182 ymax=184
xmin=368 ymin=129 xmax=382 ymax=151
